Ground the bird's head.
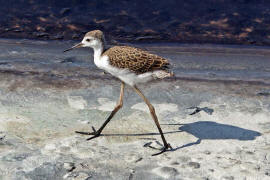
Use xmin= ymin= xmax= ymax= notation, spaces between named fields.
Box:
xmin=64 ymin=30 xmax=105 ymax=52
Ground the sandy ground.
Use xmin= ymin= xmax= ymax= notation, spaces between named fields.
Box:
xmin=0 ymin=39 xmax=270 ymax=179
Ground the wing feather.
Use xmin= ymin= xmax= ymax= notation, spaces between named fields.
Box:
xmin=102 ymin=46 xmax=170 ymax=74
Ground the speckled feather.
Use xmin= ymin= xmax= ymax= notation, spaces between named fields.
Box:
xmin=102 ymin=46 xmax=171 ymax=74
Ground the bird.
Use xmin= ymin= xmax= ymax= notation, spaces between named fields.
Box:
xmin=64 ymin=30 xmax=173 ymax=155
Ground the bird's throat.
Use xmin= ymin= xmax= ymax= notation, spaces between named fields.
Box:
xmin=93 ymin=44 xmax=104 ymax=61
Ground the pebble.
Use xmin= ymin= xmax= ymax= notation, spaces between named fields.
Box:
xmin=204 ymin=150 xmax=211 ymax=155
xmin=63 ymin=162 xmax=76 ymax=172
xmin=188 ymin=162 xmax=200 ymax=169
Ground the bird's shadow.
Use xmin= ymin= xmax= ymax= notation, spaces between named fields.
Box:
xmin=164 ymin=121 xmax=261 ymax=151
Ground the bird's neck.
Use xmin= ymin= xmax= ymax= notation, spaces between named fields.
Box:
xmin=93 ymin=42 xmax=105 ymax=60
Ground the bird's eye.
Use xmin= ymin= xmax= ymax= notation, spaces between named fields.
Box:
xmin=86 ymin=39 xmax=90 ymax=42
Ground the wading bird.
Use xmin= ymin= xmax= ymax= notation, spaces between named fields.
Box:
xmin=64 ymin=30 xmax=173 ymax=155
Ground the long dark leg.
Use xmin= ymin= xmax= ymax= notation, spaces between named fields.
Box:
xmin=133 ymin=85 xmax=172 ymax=155
xmin=76 ymin=82 xmax=125 ymax=140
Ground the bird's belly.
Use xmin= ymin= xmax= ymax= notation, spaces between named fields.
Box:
xmin=104 ymin=65 xmax=154 ymax=86
xmin=94 ymin=56 xmax=155 ymax=86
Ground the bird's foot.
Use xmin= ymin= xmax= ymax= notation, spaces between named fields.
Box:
xmin=75 ymin=126 xmax=101 ymax=141
xmin=152 ymin=143 xmax=173 ymax=156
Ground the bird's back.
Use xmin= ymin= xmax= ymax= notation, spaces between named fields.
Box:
xmin=102 ymin=46 xmax=172 ymax=75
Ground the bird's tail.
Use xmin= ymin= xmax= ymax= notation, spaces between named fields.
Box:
xmin=153 ymin=70 xmax=174 ymax=79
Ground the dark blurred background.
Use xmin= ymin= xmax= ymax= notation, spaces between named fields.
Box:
xmin=0 ymin=0 xmax=270 ymax=45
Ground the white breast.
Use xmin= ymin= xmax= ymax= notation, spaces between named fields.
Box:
xmin=94 ymin=54 xmax=109 ymax=69
xmin=94 ymin=55 xmax=155 ymax=86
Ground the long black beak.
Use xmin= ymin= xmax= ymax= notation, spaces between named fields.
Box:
xmin=63 ymin=42 xmax=83 ymax=52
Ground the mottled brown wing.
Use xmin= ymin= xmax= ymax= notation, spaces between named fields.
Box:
xmin=102 ymin=46 xmax=170 ymax=74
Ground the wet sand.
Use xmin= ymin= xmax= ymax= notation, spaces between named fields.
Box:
xmin=0 ymin=39 xmax=270 ymax=179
